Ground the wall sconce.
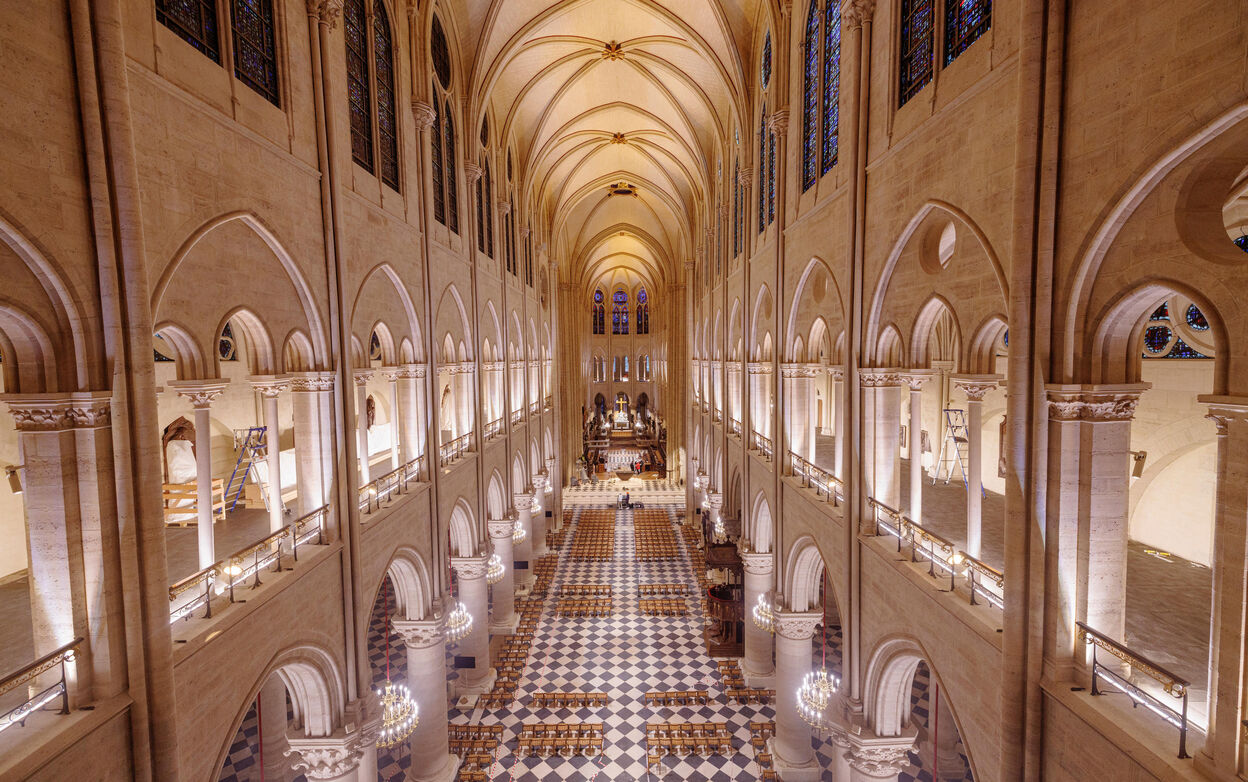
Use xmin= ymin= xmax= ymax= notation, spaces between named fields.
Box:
xmin=4 ymin=464 xmax=23 ymax=495
xmin=1130 ymin=450 xmax=1147 ymax=479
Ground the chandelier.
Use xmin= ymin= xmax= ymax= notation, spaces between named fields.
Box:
xmin=751 ymin=592 xmax=775 ymax=634
xmin=375 ymin=582 xmax=417 ymax=748
xmin=486 ymin=553 xmax=504 ymax=585
xmin=446 ymin=599 xmax=474 ymax=642
xmin=797 ymin=570 xmax=838 ymax=732
xmin=512 ymin=519 xmax=526 ymax=544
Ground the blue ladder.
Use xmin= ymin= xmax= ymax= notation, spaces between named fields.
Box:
xmin=224 ymin=426 xmax=267 ymax=512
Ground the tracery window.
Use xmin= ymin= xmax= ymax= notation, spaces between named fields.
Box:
xmin=767 ymin=130 xmax=776 ymax=225
xmin=821 ymin=0 xmax=841 ymax=174
xmin=801 ymin=1 xmax=820 ymax=190
xmin=345 ymin=0 xmax=372 ymax=171
xmin=431 ymin=82 xmax=444 ymax=223
xmin=732 ymin=160 xmax=742 ymax=257
xmin=757 ymin=108 xmax=767 ymax=234
xmin=1140 ymin=300 xmax=1211 ymax=359
xmin=157 ymin=0 xmax=220 ymax=62
xmin=443 ymin=102 xmax=459 ymax=232
xmin=612 ymin=290 xmax=629 ymax=335
xmin=344 ymin=0 xmax=399 ymax=190
xmin=592 ymin=290 xmax=605 ymax=335
xmin=525 ymin=227 xmax=533 ymax=287
xmin=761 ymin=32 xmax=772 ymax=89
xmin=506 ymin=199 xmax=516 ymax=276
xmin=232 ymin=0 xmax=279 ymax=105
xmin=373 ymin=7 xmax=399 ymax=189
xmin=484 ymin=163 xmax=494 ymax=257
xmin=944 ymin=0 xmax=991 ymax=65
xmin=899 ymin=0 xmax=934 ymax=106
xmin=636 ymin=289 xmax=649 ymax=335
xmin=430 ymin=17 xmax=458 ymax=229
xmin=1235 ymin=234 xmax=1248 ymax=253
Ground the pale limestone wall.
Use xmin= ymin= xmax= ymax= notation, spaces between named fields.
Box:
xmin=19 ymin=711 xmax=134 ymax=782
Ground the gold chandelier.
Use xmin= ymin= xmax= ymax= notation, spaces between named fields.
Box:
xmin=486 ymin=553 xmax=504 ymax=585
xmin=375 ymin=582 xmax=417 ymax=748
xmin=751 ymin=592 xmax=775 ymax=634
xmin=446 ymin=599 xmax=474 ymax=642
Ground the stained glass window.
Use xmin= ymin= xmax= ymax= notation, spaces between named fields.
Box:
xmin=1149 ymin=302 xmax=1169 ymax=320
xmin=593 ymin=290 xmax=605 ymax=334
xmin=899 ymin=0 xmax=934 ymax=106
xmin=1235 ymin=234 xmax=1248 ymax=253
xmin=480 ymin=117 xmax=489 ymax=147
xmin=613 ymin=290 xmax=629 ymax=335
xmin=758 ymin=109 xmax=766 ymax=234
xmin=444 ymin=101 xmax=459 ymax=233
xmin=475 ymin=165 xmax=486 ymax=252
xmin=732 ymin=161 xmax=741 ymax=256
xmin=232 ymin=0 xmax=278 ymax=105
xmin=431 ymin=16 xmax=451 ymax=89
xmin=761 ymin=31 xmax=772 ymax=89
xmin=157 ymin=0 xmax=221 ymax=63
xmin=636 ymin=289 xmax=649 ymax=335
xmin=431 ymin=86 xmax=445 ymax=224
xmin=345 ymin=0 xmax=373 ymax=172
xmin=801 ymin=1 xmax=819 ymax=192
xmin=1186 ymin=304 xmax=1209 ymax=331
xmin=374 ymin=3 xmax=399 ymax=190
xmin=484 ymin=164 xmax=494 ymax=257
xmin=525 ymin=228 xmax=533 ymax=287
xmin=767 ymin=130 xmax=776 ymax=225
xmin=1143 ymin=325 xmax=1171 ymax=354
xmin=944 ymin=0 xmax=991 ymax=66
xmin=1164 ymin=338 xmax=1209 ymax=359
xmin=219 ymin=322 xmax=238 ymax=361
xmin=508 ymin=202 xmax=516 ymax=275
xmin=821 ymin=0 xmax=841 ymax=174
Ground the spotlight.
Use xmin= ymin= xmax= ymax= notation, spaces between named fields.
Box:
xmin=4 ymin=465 xmax=23 ymax=495
xmin=1130 ymin=450 xmax=1147 ymax=479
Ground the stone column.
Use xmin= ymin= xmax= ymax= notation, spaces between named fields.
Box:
xmin=1196 ymin=398 xmax=1248 ymax=775
xmin=258 ymin=675 xmax=291 ymax=782
xmin=354 ymin=370 xmax=374 ymax=484
xmin=902 ymin=372 xmax=933 ymax=525
xmin=513 ymin=493 xmax=535 ymax=588
xmin=860 ymin=370 xmax=903 ymax=516
xmin=286 ymin=723 xmax=380 ymax=782
xmin=530 ymin=483 xmax=549 ymax=557
xmin=486 ymin=518 xmax=516 ymax=631
xmin=740 ymin=551 xmax=776 ymax=683
xmin=832 ymin=367 xmax=846 ymax=479
xmin=951 ymin=376 xmax=998 ymax=558
xmin=397 ymin=365 xmax=422 ymax=469
xmin=706 ymin=491 xmax=724 ymax=541
xmin=844 ymin=729 xmax=917 ymax=782
xmin=170 ymin=380 xmax=229 ymax=568
xmin=381 ymin=368 xmax=402 ymax=470
xmin=771 ymin=610 xmax=823 ymax=782
xmin=783 ymin=364 xmax=815 ymax=468
xmin=450 ymin=554 xmax=494 ymax=695
xmin=290 ymin=372 xmax=335 ymax=518
xmin=392 ymin=617 xmax=459 ymax=782
xmin=251 ymin=376 xmax=290 ymax=533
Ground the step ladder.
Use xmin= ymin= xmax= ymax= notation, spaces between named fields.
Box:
xmin=933 ymin=409 xmax=985 ymax=498
xmin=223 ymin=426 xmax=268 ymax=512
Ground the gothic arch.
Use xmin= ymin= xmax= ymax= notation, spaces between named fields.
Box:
xmin=750 ymin=491 xmax=774 ymax=553
xmin=448 ymin=498 xmax=478 ymax=556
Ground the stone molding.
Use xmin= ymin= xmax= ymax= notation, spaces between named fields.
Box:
xmin=513 ymin=493 xmax=535 ymax=512
xmin=450 ymin=554 xmax=490 ymax=580
xmin=411 ymin=100 xmax=436 ymax=129
xmin=780 ymin=363 xmax=819 ymax=379
xmin=847 ymin=743 xmax=912 ymax=776
xmin=486 ymin=518 xmax=515 ymax=540
xmin=498 ymin=201 xmax=512 ymax=216
xmin=169 ymin=380 xmax=230 ymax=409
xmin=396 ymin=363 xmax=425 ymax=379
xmin=5 ymin=393 xmax=112 ymax=432
xmin=767 ymin=109 xmax=790 ymax=136
xmin=858 ymin=368 xmax=903 ymax=387
xmin=306 ymin=0 xmax=343 ymax=27
xmin=1045 ymin=384 xmax=1149 ymax=423
xmin=829 ymin=366 xmax=845 ymax=382
xmin=352 ymin=369 xmax=374 ymax=386
xmin=289 ymin=372 xmax=336 ymax=392
xmin=900 ymin=370 xmax=934 ymax=391
xmin=952 ymin=374 xmax=1001 ymax=402
xmin=392 ymin=617 xmax=446 ymax=649
xmin=739 ymin=551 xmax=774 ymax=576
xmin=840 ymin=0 xmax=876 ymax=27
xmin=774 ymin=610 xmax=822 ymax=641
xmin=463 ymin=162 xmax=482 ymax=185
xmin=249 ymin=375 xmax=291 ymax=397
xmin=480 ymin=361 xmax=505 ymax=372
xmin=520 ymin=227 xmax=532 ymax=240
xmin=379 ymin=367 xmax=401 ymax=383
xmin=705 ymin=491 xmax=724 ymax=511
xmin=747 ymin=362 xmax=773 ymax=375
xmin=737 ymin=169 xmax=752 ymax=187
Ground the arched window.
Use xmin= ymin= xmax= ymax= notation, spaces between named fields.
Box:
xmin=525 ymin=226 xmax=533 ymax=287
xmin=944 ymin=0 xmax=991 ymax=65
xmin=344 ymin=0 xmax=399 ymax=190
xmin=801 ymin=0 xmax=820 ymax=190
xmin=475 ymin=158 xmax=487 ymax=253
xmin=232 ymin=0 xmax=279 ymax=105
xmin=636 ymin=289 xmax=649 ymax=335
xmin=157 ymin=0 xmax=221 ymax=62
xmin=899 ymin=0 xmax=934 ymax=106
xmin=592 ymin=290 xmax=605 ymax=334
xmin=757 ymin=106 xmax=767 ymax=234
xmin=767 ymin=128 xmax=776 ymax=225
xmin=821 ymin=0 xmax=841 ymax=174
xmin=430 ymin=17 xmax=458 ymax=230
xmin=732 ymin=160 xmax=742 ymax=256
xmin=484 ymin=163 xmax=494 ymax=257
xmin=612 ymin=289 xmax=629 ymax=335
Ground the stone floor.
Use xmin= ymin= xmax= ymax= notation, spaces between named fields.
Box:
xmin=165 ymin=506 xmax=282 ymax=582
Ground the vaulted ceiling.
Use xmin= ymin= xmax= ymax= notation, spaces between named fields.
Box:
xmin=450 ymin=0 xmax=765 ymax=297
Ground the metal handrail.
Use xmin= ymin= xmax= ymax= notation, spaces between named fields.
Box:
xmin=728 ymin=418 xmax=742 ymax=435
xmin=788 ymin=451 xmax=843 ymax=504
xmin=168 ymin=505 xmax=328 ymax=623
xmin=484 ymin=417 xmax=503 ymax=439
xmin=510 ymin=409 xmax=524 ymax=426
xmin=0 ymin=637 xmax=81 ymax=735
xmin=439 ymin=432 xmax=473 ymax=466
xmin=1076 ymin=621 xmax=1191 ymax=759
xmin=358 ymin=456 xmax=423 ymax=515
xmin=544 ymin=395 xmax=553 ymax=410
xmin=751 ymin=431 xmax=773 ymax=457
xmin=528 ymin=401 xmax=540 ymax=416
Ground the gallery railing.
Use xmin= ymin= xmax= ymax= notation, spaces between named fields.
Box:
xmin=0 ymin=637 xmax=81 ymax=736
xmin=358 ymin=457 xmax=423 ymax=515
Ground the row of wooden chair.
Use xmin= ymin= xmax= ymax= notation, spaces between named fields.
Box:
xmin=646 ymin=734 xmax=733 ymax=757
xmin=478 ymin=692 xmax=511 ymax=709
xmin=644 ymin=690 xmax=710 ymax=706
xmin=635 ymin=544 xmax=679 ymax=560
xmin=645 ymin=721 xmax=729 ymax=739
xmin=749 ymin=720 xmax=776 ymax=739
xmin=748 ymin=721 xmax=779 ymax=779
xmin=639 ymin=597 xmax=688 ymax=616
xmin=558 ymin=583 xmax=611 ymax=596
xmin=571 ymin=515 xmax=615 ymax=560
xmin=460 ymin=751 xmax=493 ymax=770
xmin=449 ymin=724 xmax=505 ymax=740
xmin=518 ymin=722 xmax=604 ymax=738
xmin=556 ymin=597 xmax=612 ymax=617
xmin=455 ymin=770 xmax=487 ymax=782
xmin=449 ymin=738 xmax=499 ymax=756
xmin=515 ymin=735 xmax=604 ymax=757
xmin=726 ymin=688 xmax=775 ymax=704
xmin=638 ymin=583 xmax=687 ymax=595
xmin=529 ymin=691 xmax=608 ymax=708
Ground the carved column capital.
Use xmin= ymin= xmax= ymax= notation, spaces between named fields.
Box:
xmin=169 ymin=380 xmax=230 ymax=409
xmin=840 ymin=0 xmax=876 ymax=28
xmin=900 ymin=370 xmax=934 ymax=391
xmin=498 ymin=200 xmax=512 ymax=217
xmin=411 ymin=100 xmax=436 ymax=129
xmin=705 ymin=491 xmax=724 ymax=512
xmin=737 ymin=169 xmax=752 ymax=187
xmin=4 ymin=392 xmax=113 ymax=432
xmin=352 ymin=369 xmax=374 ymax=387
xmin=306 ymin=0 xmax=344 ymax=27
xmin=391 ymin=616 xmax=446 ymax=649
xmin=513 ymin=493 xmax=535 ymax=512
xmin=487 ymin=518 xmax=515 ymax=540
xmin=463 ymin=162 xmax=483 ymax=185
xmin=450 ymin=554 xmax=490 ymax=580
xmin=857 ymin=368 xmax=903 ymax=387
xmin=830 ymin=366 xmax=845 ymax=382
xmin=1045 ymin=383 xmax=1149 ymax=422
xmin=739 ymin=551 xmax=774 ymax=576
xmin=289 ymin=371 xmax=336 ymax=392
xmin=952 ymin=374 xmax=1002 ymax=402
xmin=249 ymin=375 xmax=291 ymax=398
xmin=774 ymin=609 xmax=822 ymax=641
xmin=767 ymin=109 xmax=790 ymax=136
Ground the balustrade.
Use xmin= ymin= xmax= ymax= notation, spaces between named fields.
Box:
xmin=728 ymin=417 xmax=742 ymax=436
xmin=439 ymin=432 xmax=473 ymax=466
xmin=787 ymin=451 xmax=842 ymax=504
xmin=0 ymin=638 xmax=81 ymax=737
xmin=510 ymin=409 xmax=524 ymax=426
xmin=358 ymin=457 xmax=424 ymax=515
xmin=528 ymin=401 xmax=540 ymax=417
xmin=867 ymin=498 xmax=1004 ymax=609
xmin=484 ymin=417 xmax=503 ymax=440
xmin=168 ymin=506 xmax=328 ymax=624
xmin=751 ymin=431 xmax=773 ymax=457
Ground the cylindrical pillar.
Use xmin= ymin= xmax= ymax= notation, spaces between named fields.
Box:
xmin=172 ymin=381 xmax=228 ymax=568
xmin=513 ymin=494 xmax=535 ymax=586
xmin=450 ymin=555 xmax=492 ymax=691
xmin=832 ymin=367 xmax=845 ymax=479
xmin=487 ymin=518 xmax=516 ymax=630
xmin=384 ymin=369 xmax=402 ymax=470
xmin=740 ymin=551 xmax=775 ymax=680
xmin=252 ymin=377 xmax=289 ymax=533
xmin=258 ymin=675 xmax=291 ymax=782
xmin=952 ymin=377 xmax=997 ymax=558
xmin=354 ymin=370 xmax=374 ymax=484
xmin=773 ymin=611 xmax=822 ymax=771
xmin=392 ymin=617 xmax=457 ymax=782
xmin=290 ymin=373 xmax=335 ymax=517
xmin=903 ymin=372 xmax=931 ymax=524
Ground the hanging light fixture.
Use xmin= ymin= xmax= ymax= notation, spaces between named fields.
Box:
xmin=445 ymin=553 xmax=475 ymax=643
xmin=486 ymin=553 xmax=504 ymax=585
xmin=797 ymin=570 xmax=839 ymax=731
xmin=751 ymin=592 xmax=775 ymax=634
xmin=375 ymin=582 xmax=418 ymax=748
xmin=512 ymin=518 xmax=526 ymax=544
